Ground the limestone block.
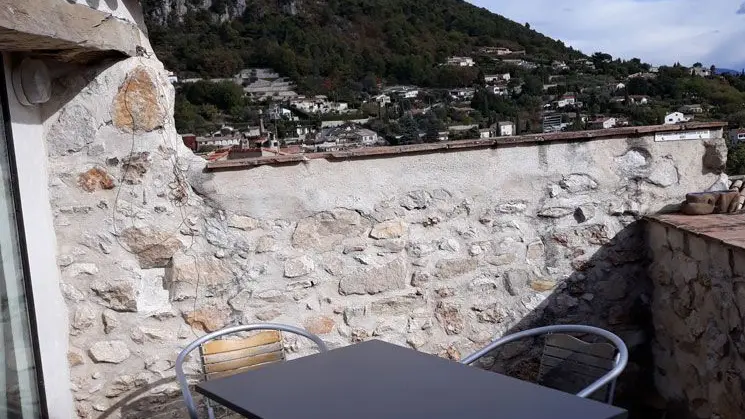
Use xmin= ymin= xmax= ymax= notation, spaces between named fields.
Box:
xmin=529 ymin=277 xmax=557 ymax=292
xmin=183 ymin=306 xmax=230 ymax=332
xmin=292 ymin=209 xmax=369 ymax=251
xmin=120 ymin=152 xmax=152 ymax=185
xmin=374 ymin=239 xmax=406 ymax=253
xmin=78 ymin=167 xmax=115 ymax=192
xmin=255 ymin=309 xmax=281 ymax=321
xmin=471 ymin=303 xmax=507 ymax=324
xmin=255 ymin=235 xmax=277 ymax=253
xmin=339 ymin=258 xmax=408 ymax=295
xmin=88 ymin=340 xmax=131 ymax=364
xmin=503 ymin=270 xmax=529 ymax=296
xmin=90 ymin=279 xmax=138 ymax=312
xmin=227 ymin=289 xmax=253 ymax=311
xmin=487 ymin=253 xmax=516 ymax=267
xmin=434 ymin=258 xmax=478 ymax=279
xmin=71 ymin=305 xmax=97 ymax=334
xmin=370 ymin=219 xmax=407 ymax=239
xmin=400 ymin=190 xmax=432 ymax=210
xmin=369 ymin=293 xmax=426 ymax=316
xmin=615 ymin=148 xmax=651 ymax=177
xmin=559 ymin=173 xmax=598 ymax=193
xmin=537 ymin=207 xmax=574 ymax=218
xmin=405 ymin=241 xmax=435 ymax=259
xmin=64 ymin=263 xmax=99 ymax=277
xmin=68 ymin=348 xmax=85 ymax=367
xmin=410 ymin=271 xmax=431 ymax=287
xmin=112 ymin=67 xmax=166 ymax=132
xmin=648 ymin=158 xmax=679 ymax=187
xmin=435 ymin=301 xmax=463 ymax=335
xmin=47 ymin=103 xmax=96 ymax=156
xmin=497 ymin=201 xmax=528 ymax=214
xmin=303 ymin=315 xmax=335 ymax=335
xmin=228 ymin=214 xmax=259 ymax=231
xmin=284 ymin=255 xmax=315 ymax=278
xmin=136 ymin=326 xmax=175 ymax=342
xmin=102 ymin=311 xmax=119 ymax=334
xmin=167 ymin=252 xmax=234 ymax=300
xmin=120 ymin=227 xmax=183 ymax=269
xmin=526 ymin=241 xmax=545 ymax=261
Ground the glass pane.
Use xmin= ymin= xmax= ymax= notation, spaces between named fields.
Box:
xmin=0 ymin=75 xmax=41 ymax=416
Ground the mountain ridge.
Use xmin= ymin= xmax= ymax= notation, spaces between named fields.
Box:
xmin=142 ymin=0 xmax=584 ymax=86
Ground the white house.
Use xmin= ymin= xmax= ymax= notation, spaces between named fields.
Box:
xmin=664 ymin=112 xmax=691 ymax=125
xmin=690 ymin=65 xmax=711 ymax=77
xmin=491 ymin=85 xmax=509 ymax=96
xmin=374 ymin=94 xmax=391 ymax=106
xmin=556 ymin=95 xmax=577 ymax=108
xmin=449 ymin=88 xmax=475 ymax=100
xmin=484 ymin=73 xmax=510 ymax=83
xmin=479 ymin=128 xmax=491 ymax=139
xmin=552 ymin=61 xmax=569 ymax=71
xmin=679 ymin=104 xmax=703 ymax=114
xmin=318 ymin=124 xmax=380 ymax=147
xmin=166 ymin=71 xmax=178 ymax=84
xmin=730 ymin=129 xmax=745 ymax=145
xmin=446 ymin=56 xmax=475 ymax=67
xmin=497 ymin=121 xmax=515 ymax=136
xmin=589 ymin=117 xmax=617 ymax=130
xmin=615 ymin=82 xmax=626 ymax=91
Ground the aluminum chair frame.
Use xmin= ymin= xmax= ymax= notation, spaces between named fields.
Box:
xmin=460 ymin=325 xmax=628 ymax=403
xmin=175 ymin=323 xmax=329 ymax=419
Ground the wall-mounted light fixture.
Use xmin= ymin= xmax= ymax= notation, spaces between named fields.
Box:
xmin=12 ymin=58 xmax=52 ymax=106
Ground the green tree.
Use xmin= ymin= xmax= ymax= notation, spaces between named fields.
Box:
xmin=728 ymin=144 xmax=745 ymax=175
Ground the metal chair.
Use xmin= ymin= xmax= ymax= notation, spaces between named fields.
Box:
xmin=175 ymin=323 xmax=329 ymax=419
xmin=460 ymin=325 xmax=628 ymax=404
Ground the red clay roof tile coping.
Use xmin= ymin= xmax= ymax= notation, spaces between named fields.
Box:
xmin=205 ymin=121 xmax=727 ymax=171
xmin=646 ymin=213 xmax=745 ymax=251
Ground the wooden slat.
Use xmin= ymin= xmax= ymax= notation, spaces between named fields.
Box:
xmin=540 ymin=355 xmax=610 ymax=379
xmin=542 ymin=346 xmax=615 ymax=370
xmin=201 ymin=331 xmax=281 ymax=355
xmin=204 ymin=351 xmax=285 ymax=374
xmin=538 ymin=334 xmax=617 ymax=401
xmin=206 ymin=360 xmax=283 ymax=380
xmin=545 ymin=334 xmax=616 ymax=359
xmin=203 ymin=342 xmax=283 ymax=364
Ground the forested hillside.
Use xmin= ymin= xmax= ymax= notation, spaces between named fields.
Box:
xmin=142 ymin=0 xmax=583 ymax=88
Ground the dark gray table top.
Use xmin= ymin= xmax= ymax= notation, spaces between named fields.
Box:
xmin=195 ymin=339 xmax=628 ymax=419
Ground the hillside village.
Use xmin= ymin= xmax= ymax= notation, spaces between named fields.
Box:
xmin=172 ymin=50 xmax=744 ymax=160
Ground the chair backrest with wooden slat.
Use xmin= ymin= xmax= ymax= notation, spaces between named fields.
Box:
xmin=176 ymin=323 xmax=329 ymax=419
xmin=538 ymin=334 xmax=617 ymax=402
xmin=200 ymin=330 xmax=286 ymax=381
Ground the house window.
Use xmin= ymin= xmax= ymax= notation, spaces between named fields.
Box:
xmin=0 ymin=66 xmax=42 ymax=417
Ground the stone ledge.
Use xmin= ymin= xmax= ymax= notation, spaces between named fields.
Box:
xmin=0 ymin=0 xmax=146 ymax=61
xmin=646 ymin=213 xmax=745 ymax=251
xmin=206 ymin=121 xmax=727 ymax=171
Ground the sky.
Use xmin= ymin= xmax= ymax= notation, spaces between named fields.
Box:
xmin=468 ymin=0 xmax=745 ymax=69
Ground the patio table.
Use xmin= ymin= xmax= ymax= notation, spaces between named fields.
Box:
xmin=195 ymin=339 xmax=628 ymax=419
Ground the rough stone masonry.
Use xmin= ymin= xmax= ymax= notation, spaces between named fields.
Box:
xmin=42 ymin=51 xmax=729 ymax=418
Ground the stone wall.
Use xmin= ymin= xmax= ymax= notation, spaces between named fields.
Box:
xmin=41 ymin=51 xmax=729 ymax=416
xmin=648 ymin=217 xmax=745 ymax=419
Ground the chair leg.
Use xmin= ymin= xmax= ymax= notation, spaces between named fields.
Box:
xmin=607 ymin=379 xmax=617 ymax=404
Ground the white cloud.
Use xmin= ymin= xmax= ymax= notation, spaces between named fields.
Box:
xmin=468 ymin=0 xmax=745 ymax=68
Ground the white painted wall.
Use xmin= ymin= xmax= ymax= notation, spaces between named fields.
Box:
xmin=3 ymin=55 xmax=74 ymax=418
